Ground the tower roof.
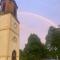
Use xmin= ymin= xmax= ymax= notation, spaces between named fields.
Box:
xmin=0 ymin=0 xmax=18 ymax=18
xmin=12 ymin=0 xmax=18 ymax=8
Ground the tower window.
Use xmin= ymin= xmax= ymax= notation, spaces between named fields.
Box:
xmin=0 ymin=0 xmax=1 ymax=5
xmin=2 ymin=2 xmax=6 ymax=12
xmin=0 ymin=5 xmax=2 ymax=11
xmin=0 ymin=0 xmax=1 ymax=2
xmin=12 ymin=50 xmax=16 ymax=60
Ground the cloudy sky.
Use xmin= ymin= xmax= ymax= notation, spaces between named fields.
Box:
xmin=15 ymin=0 xmax=60 ymax=49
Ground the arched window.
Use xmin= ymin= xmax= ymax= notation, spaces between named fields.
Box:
xmin=2 ymin=2 xmax=6 ymax=12
xmin=0 ymin=0 xmax=2 ymax=11
xmin=0 ymin=0 xmax=1 ymax=2
xmin=0 ymin=5 xmax=2 ymax=11
xmin=12 ymin=50 xmax=16 ymax=60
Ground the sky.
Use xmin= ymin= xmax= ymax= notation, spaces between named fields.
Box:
xmin=15 ymin=0 xmax=60 ymax=49
xmin=16 ymin=0 xmax=60 ymax=24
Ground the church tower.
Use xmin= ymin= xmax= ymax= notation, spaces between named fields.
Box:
xmin=0 ymin=0 xmax=19 ymax=60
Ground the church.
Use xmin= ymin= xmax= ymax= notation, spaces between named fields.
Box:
xmin=0 ymin=0 xmax=19 ymax=60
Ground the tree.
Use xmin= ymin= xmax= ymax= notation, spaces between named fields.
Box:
xmin=19 ymin=49 xmax=23 ymax=60
xmin=45 ymin=26 xmax=60 ymax=58
xmin=51 ymin=28 xmax=60 ymax=58
xmin=23 ymin=34 xmax=47 ymax=60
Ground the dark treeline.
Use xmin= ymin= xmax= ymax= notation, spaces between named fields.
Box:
xmin=19 ymin=26 xmax=60 ymax=60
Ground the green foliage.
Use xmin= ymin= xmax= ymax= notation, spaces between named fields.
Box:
xmin=51 ymin=30 xmax=60 ymax=48
xmin=46 ymin=26 xmax=60 ymax=59
xmin=51 ymin=29 xmax=60 ymax=58
xmin=20 ymin=34 xmax=48 ymax=60
xmin=19 ymin=27 xmax=60 ymax=60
